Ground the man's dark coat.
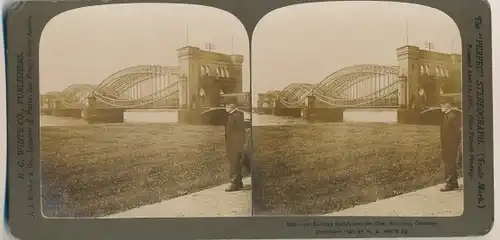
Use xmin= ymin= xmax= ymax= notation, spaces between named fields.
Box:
xmin=440 ymin=109 xmax=462 ymax=185
xmin=225 ymin=110 xmax=247 ymax=184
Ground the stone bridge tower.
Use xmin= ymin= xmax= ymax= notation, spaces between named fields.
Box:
xmin=177 ymin=46 xmax=244 ymax=110
xmin=397 ymin=45 xmax=462 ymax=124
xmin=397 ymin=45 xmax=462 ymax=109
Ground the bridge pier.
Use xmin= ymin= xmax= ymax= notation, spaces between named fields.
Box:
xmin=51 ymin=109 xmax=82 ymax=118
xmin=82 ymin=108 xmax=125 ymax=124
xmin=41 ymin=108 xmax=53 ymax=116
xmin=271 ymin=99 xmax=302 ymax=117
xmin=177 ymin=109 xmax=197 ymax=124
xmin=397 ymin=109 xmax=416 ymax=124
xmin=49 ymin=100 xmax=82 ymax=118
xmin=272 ymin=107 xmax=302 ymax=117
xmin=302 ymin=108 xmax=344 ymax=123
xmin=82 ymin=96 xmax=125 ymax=124
xmin=420 ymin=110 xmax=444 ymax=125
xmin=256 ymin=107 xmax=272 ymax=115
xmin=299 ymin=96 xmax=344 ymax=123
xmin=178 ymin=109 xmax=229 ymax=125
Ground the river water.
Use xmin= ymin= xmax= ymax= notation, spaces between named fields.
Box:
xmin=40 ymin=109 xmax=398 ymax=127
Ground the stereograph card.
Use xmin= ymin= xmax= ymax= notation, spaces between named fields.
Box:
xmin=4 ymin=0 xmax=493 ymax=239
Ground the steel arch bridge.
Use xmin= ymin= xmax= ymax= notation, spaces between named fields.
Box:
xmin=266 ymin=64 xmax=403 ymax=108
xmin=45 ymin=65 xmax=185 ymax=109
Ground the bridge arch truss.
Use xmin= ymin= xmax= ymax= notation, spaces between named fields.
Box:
xmin=270 ymin=64 xmax=403 ymax=108
xmin=46 ymin=65 xmax=187 ymax=109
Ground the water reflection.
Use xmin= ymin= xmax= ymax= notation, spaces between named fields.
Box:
xmin=343 ymin=109 xmax=397 ymax=123
xmin=40 ymin=109 xmax=398 ymax=127
xmin=41 ymin=115 xmax=87 ymax=126
xmin=251 ymin=113 xmax=308 ymax=126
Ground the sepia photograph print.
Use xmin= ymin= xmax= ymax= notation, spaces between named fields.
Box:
xmin=39 ymin=3 xmax=251 ymax=218
xmin=251 ymin=1 xmax=463 ymax=216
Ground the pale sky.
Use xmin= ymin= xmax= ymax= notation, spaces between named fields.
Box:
xmin=252 ymin=1 xmax=461 ymax=95
xmin=40 ymin=3 xmax=250 ymax=93
xmin=40 ymin=2 xmax=461 ymax=103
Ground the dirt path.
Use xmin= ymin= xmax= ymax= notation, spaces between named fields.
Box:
xmin=325 ymin=178 xmax=464 ymax=216
xmin=104 ymin=178 xmax=252 ymax=218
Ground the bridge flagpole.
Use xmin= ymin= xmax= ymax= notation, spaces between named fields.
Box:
xmin=185 ymin=24 xmax=189 ymax=46
xmin=204 ymin=42 xmax=216 ymax=52
xmin=424 ymin=41 xmax=434 ymax=51
xmin=231 ymin=36 xmax=234 ymax=54
xmin=405 ymin=19 xmax=409 ymax=45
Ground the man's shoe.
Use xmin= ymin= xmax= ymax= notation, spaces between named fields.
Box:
xmin=440 ymin=183 xmax=459 ymax=192
xmin=225 ymin=183 xmax=243 ymax=192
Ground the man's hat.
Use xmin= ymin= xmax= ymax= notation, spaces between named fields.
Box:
xmin=227 ymin=97 xmax=238 ymax=105
xmin=439 ymin=96 xmax=455 ymax=105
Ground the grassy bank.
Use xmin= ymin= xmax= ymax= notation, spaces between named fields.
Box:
xmin=43 ymin=122 xmax=455 ymax=217
xmin=251 ymin=123 xmax=451 ymax=215
xmin=41 ymin=123 xmax=231 ymax=217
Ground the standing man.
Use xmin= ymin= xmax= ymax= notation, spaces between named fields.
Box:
xmin=224 ymin=97 xmax=247 ymax=192
xmin=439 ymin=96 xmax=462 ymax=192
xmin=241 ymin=118 xmax=252 ymax=174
